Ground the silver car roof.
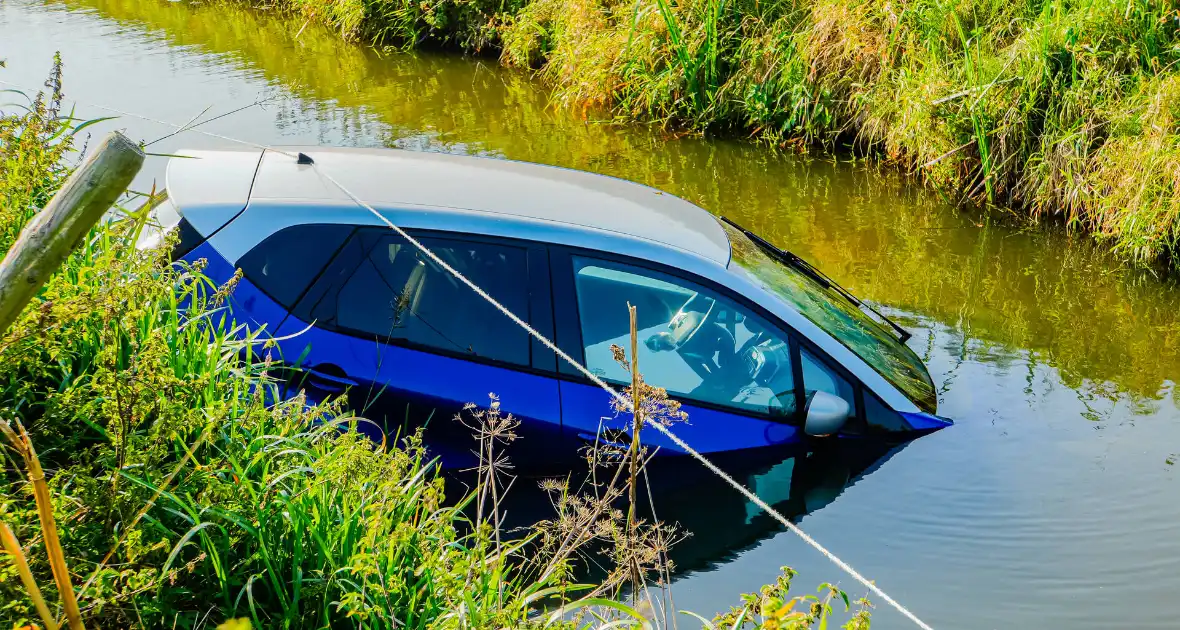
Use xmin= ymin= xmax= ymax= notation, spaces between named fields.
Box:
xmin=168 ymin=146 xmax=732 ymax=266
xmin=166 ymin=147 xmax=920 ymax=413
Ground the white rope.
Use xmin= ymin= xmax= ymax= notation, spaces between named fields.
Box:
xmin=5 ymin=82 xmax=935 ymax=629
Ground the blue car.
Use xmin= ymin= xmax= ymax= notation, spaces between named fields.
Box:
xmin=153 ymin=146 xmax=950 ymax=465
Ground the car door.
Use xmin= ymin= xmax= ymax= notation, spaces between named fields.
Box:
xmin=550 ymin=249 xmax=864 ymax=460
xmin=269 ymin=227 xmax=562 ymax=467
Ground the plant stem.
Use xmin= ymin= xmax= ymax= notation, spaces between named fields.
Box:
xmin=0 ymin=418 xmax=85 ymax=630
xmin=0 ymin=519 xmax=60 ymax=630
xmin=626 ymin=302 xmax=642 ymax=594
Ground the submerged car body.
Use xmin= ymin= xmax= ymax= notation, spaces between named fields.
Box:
xmin=156 ymin=146 xmax=950 ymax=464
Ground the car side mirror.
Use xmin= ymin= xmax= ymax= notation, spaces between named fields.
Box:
xmin=804 ymin=391 xmax=851 ymax=437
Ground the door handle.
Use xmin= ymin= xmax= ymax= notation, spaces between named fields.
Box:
xmin=303 ymin=364 xmax=358 ymax=394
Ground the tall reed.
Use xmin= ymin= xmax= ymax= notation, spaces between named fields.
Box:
xmin=0 ymin=521 xmax=58 ymax=630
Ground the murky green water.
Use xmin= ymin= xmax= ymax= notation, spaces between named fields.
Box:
xmin=4 ymin=0 xmax=1180 ymax=627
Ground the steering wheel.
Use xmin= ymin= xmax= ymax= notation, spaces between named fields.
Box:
xmin=665 ymin=292 xmax=717 ymax=351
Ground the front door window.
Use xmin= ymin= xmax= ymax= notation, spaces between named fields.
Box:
xmin=571 ymin=257 xmax=799 ymax=418
xmin=800 ymin=347 xmax=856 ymax=409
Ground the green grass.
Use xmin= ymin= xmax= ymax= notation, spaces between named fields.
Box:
xmin=240 ymin=0 xmax=1180 ymax=268
xmin=0 ymin=54 xmax=76 ymax=253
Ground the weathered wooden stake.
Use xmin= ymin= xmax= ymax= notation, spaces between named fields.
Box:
xmin=0 ymin=130 xmax=144 ymax=335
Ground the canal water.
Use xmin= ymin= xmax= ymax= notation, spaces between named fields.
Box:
xmin=4 ymin=0 xmax=1180 ymax=627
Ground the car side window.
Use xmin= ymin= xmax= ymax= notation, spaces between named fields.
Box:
xmin=236 ymin=224 xmax=354 ymax=308
xmin=801 ymin=347 xmax=858 ymax=415
xmin=297 ymin=230 xmax=532 ymax=366
xmin=571 ymin=257 xmax=799 ymax=418
xmin=864 ymin=390 xmax=907 ymax=431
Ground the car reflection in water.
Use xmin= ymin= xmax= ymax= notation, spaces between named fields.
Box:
xmin=642 ymin=441 xmax=903 ymax=574
xmin=449 ymin=440 xmax=903 ymax=578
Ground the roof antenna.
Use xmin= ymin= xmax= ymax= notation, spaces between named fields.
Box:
xmin=296 ymin=152 xmax=314 ymax=165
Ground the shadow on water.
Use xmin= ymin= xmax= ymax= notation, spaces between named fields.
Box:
xmin=644 ymin=442 xmax=907 ymax=575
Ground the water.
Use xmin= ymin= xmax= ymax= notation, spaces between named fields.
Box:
xmin=3 ymin=0 xmax=1180 ymax=627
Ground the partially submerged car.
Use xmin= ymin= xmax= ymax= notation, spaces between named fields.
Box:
xmin=154 ymin=147 xmax=950 ymax=462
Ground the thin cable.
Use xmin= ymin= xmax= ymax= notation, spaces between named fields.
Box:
xmin=0 ymin=80 xmax=297 ymax=158
xmin=145 ymin=104 xmax=211 ymax=149
xmin=4 ymin=84 xmax=935 ymax=628
xmin=144 ymin=95 xmax=279 ymax=148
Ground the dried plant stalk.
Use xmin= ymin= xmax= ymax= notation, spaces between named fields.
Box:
xmin=627 ymin=303 xmax=643 ymax=592
xmin=1 ymin=519 xmax=60 ymax=630
xmin=0 ymin=418 xmax=85 ymax=630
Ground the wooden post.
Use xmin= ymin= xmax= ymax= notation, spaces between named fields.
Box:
xmin=627 ymin=303 xmax=642 ymax=526
xmin=0 ymin=131 xmax=144 ymax=335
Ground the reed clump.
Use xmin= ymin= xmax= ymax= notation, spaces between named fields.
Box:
xmin=241 ymin=0 xmax=1180 ymax=268
xmin=253 ymin=0 xmax=528 ymax=50
xmin=508 ymin=0 xmax=1180 ymax=266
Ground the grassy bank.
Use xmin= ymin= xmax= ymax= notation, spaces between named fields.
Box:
xmin=253 ymin=0 xmax=1180 ymax=267
xmin=0 ymin=62 xmax=873 ymax=628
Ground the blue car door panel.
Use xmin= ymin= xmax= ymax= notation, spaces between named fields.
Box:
xmin=558 ymin=382 xmax=801 ymax=455
xmin=273 ymin=317 xmax=561 ymax=463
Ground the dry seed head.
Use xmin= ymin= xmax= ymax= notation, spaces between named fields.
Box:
xmin=610 ymin=343 xmax=628 ymax=368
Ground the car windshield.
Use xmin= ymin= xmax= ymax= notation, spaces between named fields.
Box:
xmin=722 ymin=222 xmax=937 ymax=413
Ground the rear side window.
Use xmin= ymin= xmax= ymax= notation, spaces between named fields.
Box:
xmin=171 ymin=217 xmax=206 ymax=260
xmin=296 ymin=230 xmax=531 ymax=366
xmin=237 ymin=224 xmax=354 ymax=308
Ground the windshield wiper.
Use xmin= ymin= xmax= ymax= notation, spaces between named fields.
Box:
xmin=721 ymin=216 xmax=913 ymax=343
